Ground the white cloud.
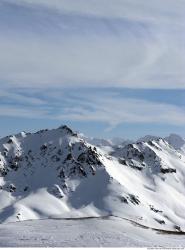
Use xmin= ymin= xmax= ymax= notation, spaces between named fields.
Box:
xmin=56 ymin=94 xmax=185 ymax=128
xmin=0 ymin=0 xmax=184 ymax=89
xmin=0 ymin=90 xmax=45 ymax=105
xmin=0 ymin=105 xmax=49 ymax=119
xmin=5 ymin=0 xmax=184 ymax=26
xmin=1 ymin=90 xmax=184 ymax=129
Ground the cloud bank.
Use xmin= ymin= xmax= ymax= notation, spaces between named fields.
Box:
xmin=0 ymin=0 xmax=184 ymax=89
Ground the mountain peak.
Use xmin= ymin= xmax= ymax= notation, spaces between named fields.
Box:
xmin=58 ymin=125 xmax=77 ymax=136
xmin=165 ymin=134 xmax=185 ymax=150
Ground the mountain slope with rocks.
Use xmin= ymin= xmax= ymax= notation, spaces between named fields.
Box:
xmin=137 ymin=134 xmax=185 ymax=152
xmin=0 ymin=126 xmax=185 ymax=233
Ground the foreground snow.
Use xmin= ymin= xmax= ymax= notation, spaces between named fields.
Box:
xmin=0 ymin=217 xmax=185 ymax=247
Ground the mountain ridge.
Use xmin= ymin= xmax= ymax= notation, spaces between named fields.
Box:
xmin=0 ymin=125 xmax=185 ymax=232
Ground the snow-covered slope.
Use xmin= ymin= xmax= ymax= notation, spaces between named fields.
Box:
xmin=0 ymin=126 xmax=185 ymax=233
xmin=138 ymin=134 xmax=185 ymax=152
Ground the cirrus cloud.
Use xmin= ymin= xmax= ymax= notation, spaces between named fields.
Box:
xmin=0 ymin=0 xmax=184 ymax=89
xmin=0 ymin=89 xmax=184 ymax=131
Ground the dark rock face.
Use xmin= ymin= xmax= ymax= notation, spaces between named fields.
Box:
xmin=149 ymin=205 xmax=162 ymax=213
xmin=155 ymin=218 xmax=165 ymax=225
xmin=58 ymin=125 xmax=78 ymax=136
xmin=118 ymin=158 xmax=127 ymax=165
xmin=174 ymin=225 xmax=182 ymax=232
xmin=48 ymin=185 xmax=64 ymax=199
xmin=0 ymin=126 xmax=104 ymax=195
xmin=111 ymin=139 xmax=180 ymax=177
xmin=128 ymin=194 xmax=140 ymax=205
xmin=7 ymin=138 xmax=13 ymax=144
xmin=160 ymin=168 xmax=176 ymax=174
xmin=112 ymin=142 xmax=155 ymax=171
xmin=119 ymin=196 xmax=128 ymax=204
xmin=40 ymin=144 xmax=47 ymax=151
xmin=9 ymin=184 xmax=16 ymax=193
xmin=24 ymin=186 xmax=29 ymax=192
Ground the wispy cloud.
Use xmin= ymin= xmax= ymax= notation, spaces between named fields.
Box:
xmin=0 ymin=0 xmax=184 ymax=89
xmin=0 ymin=90 xmax=46 ymax=105
xmin=0 ymin=105 xmax=49 ymax=119
xmin=4 ymin=0 xmax=184 ymax=26
xmin=0 ymin=89 xmax=184 ymax=130
xmin=56 ymin=92 xmax=185 ymax=129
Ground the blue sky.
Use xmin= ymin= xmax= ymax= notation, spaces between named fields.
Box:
xmin=0 ymin=0 xmax=185 ymax=139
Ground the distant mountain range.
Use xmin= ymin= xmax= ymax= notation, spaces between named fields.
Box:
xmin=0 ymin=125 xmax=185 ymax=232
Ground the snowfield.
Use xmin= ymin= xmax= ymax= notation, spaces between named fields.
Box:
xmin=1 ymin=216 xmax=185 ymax=247
xmin=0 ymin=125 xmax=185 ymax=246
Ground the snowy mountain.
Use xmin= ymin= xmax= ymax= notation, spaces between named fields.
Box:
xmin=78 ymin=134 xmax=113 ymax=148
xmin=138 ymin=134 xmax=185 ymax=152
xmin=0 ymin=126 xmax=185 ymax=233
xmin=165 ymin=134 xmax=185 ymax=151
xmin=79 ymin=134 xmax=132 ymax=148
xmin=78 ymin=134 xmax=133 ymax=154
xmin=137 ymin=135 xmax=161 ymax=143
